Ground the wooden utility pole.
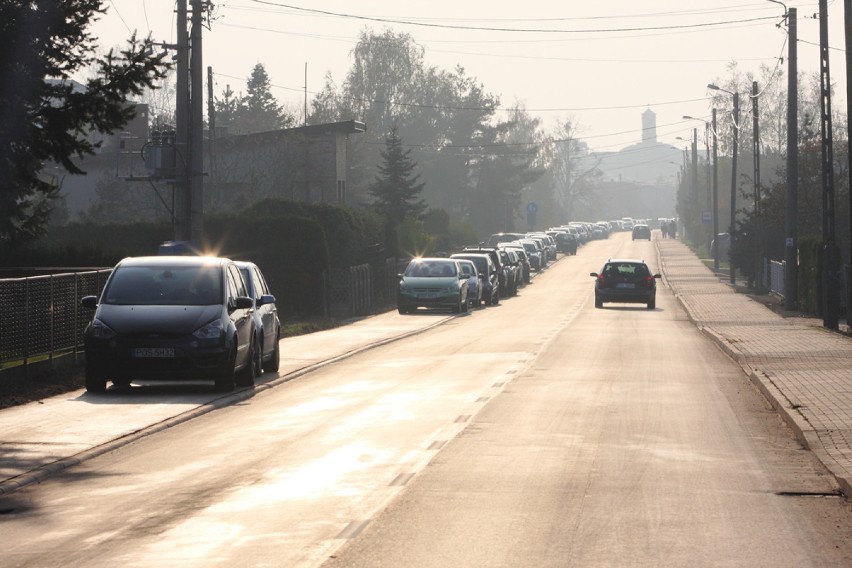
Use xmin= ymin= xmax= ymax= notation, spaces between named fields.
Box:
xmin=818 ymin=0 xmax=838 ymax=329
xmin=175 ymin=0 xmax=190 ymax=242
xmin=785 ymin=8 xmax=798 ymax=310
xmin=189 ymin=0 xmax=205 ymax=247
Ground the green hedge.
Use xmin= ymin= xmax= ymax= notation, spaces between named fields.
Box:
xmin=1 ymin=200 xmax=388 ymax=317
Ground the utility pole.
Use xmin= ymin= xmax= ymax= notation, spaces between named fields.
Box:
xmin=691 ymin=128 xmax=698 ymax=245
xmin=713 ymin=108 xmax=719 ymax=271
xmin=730 ymin=92 xmax=739 ymax=285
xmin=752 ymin=81 xmax=762 ymax=292
xmin=174 ymin=0 xmax=190 ymax=242
xmin=785 ymin=7 xmax=799 ymax=310
xmin=819 ymin=0 xmax=839 ymax=329
xmin=845 ymin=0 xmax=852 ymax=321
xmin=189 ymin=0 xmax=205 ymax=247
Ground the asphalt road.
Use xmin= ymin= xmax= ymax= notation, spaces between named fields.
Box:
xmin=3 ymin=234 xmax=852 ymax=567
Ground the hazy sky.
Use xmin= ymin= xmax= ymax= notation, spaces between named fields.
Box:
xmin=92 ymin=1 xmax=848 ymax=153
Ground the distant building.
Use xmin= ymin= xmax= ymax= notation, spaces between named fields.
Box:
xmin=206 ymin=120 xmax=366 ymax=209
xmin=55 ymin=114 xmax=366 ymax=220
xmin=588 ymin=108 xmax=680 ymax=219
xmin=593 ymin=108 xmax=682 ymax=185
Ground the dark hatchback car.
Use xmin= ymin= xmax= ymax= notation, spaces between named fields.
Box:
xmin=81 ymin=256 xmax=259 ymax=393
xmin=632 ymin=224 xmax=652 ymax=240
xmin=590 ymin=259 xmax=661 ymax=309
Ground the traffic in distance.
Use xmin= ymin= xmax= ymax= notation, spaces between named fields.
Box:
xmin=397 ymin=218 xmax=664 ymax=314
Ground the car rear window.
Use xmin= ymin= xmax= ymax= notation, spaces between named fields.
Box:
xmin=103 ymin=265 xmax=223 ymax=306
xmin=605 ymin=263 xmax=649 ymax=277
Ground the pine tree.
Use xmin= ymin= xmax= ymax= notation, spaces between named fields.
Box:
xmin=369 ymin=126 xmax=426 ymax=226
xmin=0 ymin=1 xmax=169 ymax=244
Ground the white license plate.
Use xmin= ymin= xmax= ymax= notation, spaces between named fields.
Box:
xmin=132 ymin=347 xmax=175 ymax=358
xmin=616 ymin=283 xmax=635 ymax=289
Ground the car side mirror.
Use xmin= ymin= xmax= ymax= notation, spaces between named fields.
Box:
xmin=478 ymin=273 xmax=485 ymax=279
xmin=397 ymin=273 xmax=404 ymax=280
xmin=589 ymin=272 xmax=599 ymax=278
xmin=653 ymin=274 xmax=662 ymax=279
xmin=459 ymin=274 xmax=467 ymax=280
xmin=81 ymin=295 xmax=98 ymax=309
xmin=233 ymin=296 xmax=253 ymax=310
xmin=258 ymin=293 xmax=276 ymax=306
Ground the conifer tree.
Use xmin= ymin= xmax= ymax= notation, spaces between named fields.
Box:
xmin=0 ymin=1 xmax=169 ymax=244
xmin=369 ymin=126 xmax=426 ymax=226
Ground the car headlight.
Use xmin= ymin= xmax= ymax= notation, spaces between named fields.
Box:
xmin=89 ymin=318 xmax=116 ymax=339
xmin=193 ymin=318 xmax=224 ymax=340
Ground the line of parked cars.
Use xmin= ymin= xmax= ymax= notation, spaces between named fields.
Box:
xmin=398 ymin=230 xmax=570 ymax=315
xmin=81 ymin=255 xmax=280 ymax=394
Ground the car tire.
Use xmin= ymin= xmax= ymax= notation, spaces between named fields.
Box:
xmin=647 ymin=298 xmax=656 ymax=310
xmin=263 ymin=334 xmax=280 ymax=372
xmin=595 ymin=298 xmax=603 ymax=309
xmin=85 ymin=365 xmax=107 ymax=394
xmin=493 ymin=291 xmax=500 ymax=305
xmin=237 ymin=336 xmax=260 ymax=387
xmin=215 ymin=345 xmax=238 ymax=392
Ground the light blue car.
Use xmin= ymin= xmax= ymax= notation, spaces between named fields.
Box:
xmin=397 ymin=258 xmax=470 ymax=315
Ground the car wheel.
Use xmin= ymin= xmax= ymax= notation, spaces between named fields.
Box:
xmin=493 ymin=290 xmax=500 ymax=305
xmin=262 ymin=334 xmax=280 ymax=372
xmin=215 ymin=345 xmax=237 ymax=392
xmin=484 ymin=293 xmax=492 ymax=306
xmin=237 ymin=336 xmax=260 ymax=387
xmin=595 ymin=298 xmax=603 ymax=309
xmin=112 ymin=378 xmax=131 ymax=389
xmin=85 ymin=365 xmax=107 ymax=394
xmin=647 ymin=298 xmax=656 ymax=309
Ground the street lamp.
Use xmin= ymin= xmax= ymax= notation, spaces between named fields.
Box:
xmin=708 ymin=84 xmax=740 ymax=285
xmin=683 ymin=115 xmax=714 ymax=261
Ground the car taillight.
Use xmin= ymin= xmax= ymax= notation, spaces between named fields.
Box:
xmin=645 ymin=276 xmax=654 ymax=287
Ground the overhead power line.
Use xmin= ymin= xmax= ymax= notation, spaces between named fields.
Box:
xmin=246 ymin=1 xmax=777 ymax=33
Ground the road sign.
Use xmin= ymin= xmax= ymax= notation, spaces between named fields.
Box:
xmin=526 ymin=202 xmax=538 ymax=214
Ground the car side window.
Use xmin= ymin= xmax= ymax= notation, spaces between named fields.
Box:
xmin=252 ymin=267 xmax=269 ymax=296
xmin=229 ymin=265 xmax=248 ymax=297
xmin=225 ymin=267 xmax=241 ymax=304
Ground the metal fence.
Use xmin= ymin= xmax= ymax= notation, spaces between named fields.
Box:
xmin=324 ymin=258 xmax=403 ymax=319
xmin=0 ymin=259 xmax=403 ymax=371
xmin=768 ymin=259 xmax=785 ymax=297
xmin=0 ymin=270 xmax=113 ymax=371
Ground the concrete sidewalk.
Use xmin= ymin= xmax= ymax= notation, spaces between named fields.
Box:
xmin=657 ymin=238 xmax=852 ymax=495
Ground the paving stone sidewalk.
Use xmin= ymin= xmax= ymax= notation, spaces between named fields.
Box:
xmin=657 ymin=238 xmax=852 ymax=495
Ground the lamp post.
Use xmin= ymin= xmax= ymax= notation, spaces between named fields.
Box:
xmin=708 ymin=84 xmax=739 ymax=285
xmin=683 ymin=115 xmax=713 ymax=257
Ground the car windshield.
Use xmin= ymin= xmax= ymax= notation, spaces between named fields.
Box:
xmin=458 ymin=263 xmax=475 ymax=276
xmin=102 ymin=265 xmax=222 ymax=306
xmin=405 ymin=260 xmax=457 ymax=278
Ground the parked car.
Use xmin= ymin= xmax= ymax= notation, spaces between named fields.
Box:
xmin=590 ymin=258 xmax=661 ymax=309
xmin=496 ymin=247 xmax=521 ymax=295
xmin=450 ymin=253 xmax=499 ymax=306
xmin=499 ymin=243 xmax=531 ymax=284
xmin=632 ymin=224 xmax=652 ymax=240
xmin=397 ymin=257 xmax=469 ymax=314
xmin=455 ymin=258 xmax=483 ymax=307
xmin=551 ymin=231 xmax=578 ymax=255
xmin=463 ymin=247 xmax=509 ymax=297
xmin=236 ymin=261 xmax=280 ymax=373
xmin=517 ymin=239 xmax=543 ymax=271
xmin=486 ymin=232 xmax=525 ymax=247
xmin=81 ymin=256 xmax=259 ymax=393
